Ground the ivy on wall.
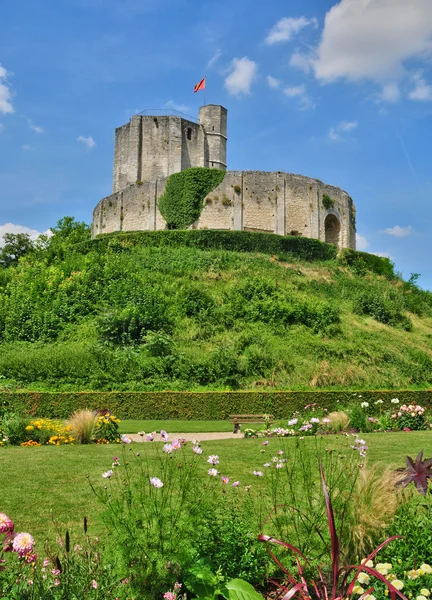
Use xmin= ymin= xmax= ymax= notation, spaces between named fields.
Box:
xmin=158 ymin=167 xmax=226 ymax=229
xmin=322 ymin=194 xmax=335 ymax=210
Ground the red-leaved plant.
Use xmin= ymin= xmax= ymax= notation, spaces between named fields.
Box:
xmin=258 ymin=464 xmax=408 ymax=600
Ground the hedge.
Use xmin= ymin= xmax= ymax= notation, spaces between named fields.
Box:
xmin=1 ymin=390 xmax=431 ymax=420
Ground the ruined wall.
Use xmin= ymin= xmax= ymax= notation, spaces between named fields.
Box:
xmin=112 ymin=116 xmax=204 ymax=193
xmin=93 ymin=171 xmax=356 ymax=249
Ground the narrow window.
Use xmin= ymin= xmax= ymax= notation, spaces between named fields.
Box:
xmin=187 ymin=127 xmax=192 ymax=140
xmin=212 ymin=126 xmax=215 ymax=131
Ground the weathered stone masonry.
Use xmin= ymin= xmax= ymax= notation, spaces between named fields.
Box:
xmin=93 ymin=105 xmax=356 ymax=249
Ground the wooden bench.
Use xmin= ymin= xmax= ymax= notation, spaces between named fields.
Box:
xmin=229 ymin=414 xmax=274 ymax=434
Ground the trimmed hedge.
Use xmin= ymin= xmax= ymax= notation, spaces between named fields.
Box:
xmin=73 ymin=230 xmax=394 ymax=276
xmin=1 ymin=390 xmax=431 ymax=420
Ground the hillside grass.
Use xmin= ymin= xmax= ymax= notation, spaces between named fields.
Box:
xmin=0 ymin=231 xmax=431 ymax=391
xmin=0 ymin=432 xmax=429 ymax=540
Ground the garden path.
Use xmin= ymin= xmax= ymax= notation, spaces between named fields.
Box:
xmin=127 ymin=431 xmax=240 ymax=442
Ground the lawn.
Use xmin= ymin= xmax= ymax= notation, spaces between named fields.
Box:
xmin=0 ymin=431 xmax=429 ymax=542
xmin=118 ymin=420 xmax=235 ymax=434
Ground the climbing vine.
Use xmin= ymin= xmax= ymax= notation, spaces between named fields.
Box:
xmin=158 ymin=167 xmax=226 ymax=230
xmin=322 ymin=194 xmax=335 ymax=210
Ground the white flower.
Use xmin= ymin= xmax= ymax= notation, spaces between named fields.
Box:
xmin=360 ymin=402 xmax=369 ymax=408
xmin=310 ymin=418 xmax=320 ymax=424
xmin=392 ymin=580 xmax=404 ymax=591
xmin=352 ymin=585 xmax=365 ymax=595
xmin=150 ymin=477 xmax=163 ymax=488
xmin=207 ymin=455 xmax=219 ymax=465
xmin=391 ymin=398 xmax=399 ymax=404
xmin=102 ymin=470 xmax=113 ymax=478
xmin=357 ymin=573 xmax=370 ymax=585
xmin=361 ymin=559 xmax=374 ymax=568
xmin=253 ymin=470 xmax=264 ymax=477
xmin=375 ymin=400 xmax=384 ymax=404
xmin=192 ymin=445 xmax=203 ymax=455
xmin=163 ymin=443 xmax=173 ymax=454
xmin=208 ymin=468 xmax=218 ymax=476
xmin=288 ymin=418 xmax=298 ymax=426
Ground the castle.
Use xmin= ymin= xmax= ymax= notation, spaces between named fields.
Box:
xmin=92 ymin=105 xmax=356 ymax=249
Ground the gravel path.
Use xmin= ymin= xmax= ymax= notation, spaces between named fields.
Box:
xmin=126 ymin=431 xmax=242 ymax=443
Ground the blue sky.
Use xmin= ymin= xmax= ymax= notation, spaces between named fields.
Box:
xmin=1 ymin=0 xmax=432 ymax=288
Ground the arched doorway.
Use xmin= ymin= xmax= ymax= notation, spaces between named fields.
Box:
xmin=324 ymin=214 xmax=341 ymax=246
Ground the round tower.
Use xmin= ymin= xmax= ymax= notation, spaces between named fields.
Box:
xmin=199 ymin=104 xmax=227 ymax=170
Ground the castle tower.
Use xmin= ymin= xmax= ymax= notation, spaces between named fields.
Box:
xmin=199 ymin=105 xmax=227 ymax=170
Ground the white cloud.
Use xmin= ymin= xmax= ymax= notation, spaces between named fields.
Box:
xmin=283 ymin=84 xmax=315 ymax=110
xmin=163 ymin=100 xmax=192 ymax=113
xmin=314 ymin=0 xmax=432 ymax=82
xmin=373 ymin=251 xmax=393 ymax=259
xmin=0 ymin=64 xmax=14 ymax=114
xmin=0 ymin=223 xmax=51 ymax=246
xmin=378 ymin=82 xmax=401 ymax=103
xmin=225 ymin=57 xmax=258 ymax=96
xmin=265 ymin=16 xmax=318 ymax=45
xmin=77 ymin=135 xmax=96 ymax=150
xmin=289 ymin=51 xmax=313 ymax=73
xmin=356 ymin=233 xmax=368 ymax=251
xmin=206 ymin=49 xmax=222 ymax=70
xmin=382 ymin=225 xmax=415 ymax=237
xmin=28 ymin=119 xmax=44 ymax=134
xmin=284 ymin=85 xmax=305 ymax=97
xmin=409 ymin=73 xmax=432 ymax=100
xmin=328 ymin=120 xmax=358 ymax=141
xmin=267 ymin=75 xmax=281 ymax=89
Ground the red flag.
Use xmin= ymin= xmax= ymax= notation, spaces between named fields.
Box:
xmin=194 ymin=77 xmax=206 ymax=93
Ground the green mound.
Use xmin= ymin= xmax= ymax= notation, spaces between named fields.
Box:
xmin=0 ymin=228 xmax=431 ymax=392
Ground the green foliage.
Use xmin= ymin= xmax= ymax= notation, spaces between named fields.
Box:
xmin=158 ymin=167 xmax=226 ymax=229
xmin=322 ymin=194 xmax=335 ymax=209
xmin=0 ymin=233 xmax=35 ymax=268
xmin=354 ymin=289 xmax=412 ymax=330
xmin=338 ymin=247 xmax=395 ymax=278
xmin=1 ymin=390 xmax=431 ymax=420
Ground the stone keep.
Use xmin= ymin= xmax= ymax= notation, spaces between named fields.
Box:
xmin=93 ymin=105 xmax=356 ymax=249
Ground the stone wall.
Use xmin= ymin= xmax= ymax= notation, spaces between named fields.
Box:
xmin=93 ymin=170 xmax=356 ymax=249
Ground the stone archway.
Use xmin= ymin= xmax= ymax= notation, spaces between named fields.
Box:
xmin=324 ymin=214 xmax=341 ymax=246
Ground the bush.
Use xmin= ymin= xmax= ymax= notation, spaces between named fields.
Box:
xmin=354 ymin=289 xmax=412 ymax=330
xmin=158 ymin=167 xmax=226 ymax=229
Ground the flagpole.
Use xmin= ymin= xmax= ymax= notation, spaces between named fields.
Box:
xmin=204 ymin=75 xmax=207 ymax=106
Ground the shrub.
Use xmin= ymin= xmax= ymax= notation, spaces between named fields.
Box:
xmin=322 ymin=194 xmax=335 ymax=209
xmin=354 ymin=289 xmax=412 ymax=330
xmin=328 ymin=410 xmax=350 ymax=432
xmin=68 ymin=409 xmax=97 ymax=444
xmin=158 ymin=167 xmax=226 ymax=229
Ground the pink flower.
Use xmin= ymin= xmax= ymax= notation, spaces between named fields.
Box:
xmin=54 ymin=578 xmax=60 ymax=586
xmin=43 ymin=558 xmax=50 ymax=567
xmin=12 ymin=533 xmax=35 ymax=557
xmin=253 ymin=471 xmax=264 ymax=477
xmin=192 ymin=445 xmax=203 ymax=454
xmin=160 ymin=430 xmax=169 ymax=441
xmin=277 ymin=450 xmax=284 ymax=455
xmin=52 ymin=569 xmax=60 ymax=576
xmin=121 ymin=435 xmax=132 ymax=444
xmin=0 ymin=513 xmax=14 ymax=534
xmin=222 ymin=476 xmax=230 ymax=484
xmin=174 ymin=582 xmax=182 ymax=591
xmin=163 ymin=593 xmax=176 ymax=600
xmin=262 ymin=441 xmax=269 ymax=446
xmin=150 ymin=477 xmax=163 ymax=488
xmin=102 ymin=470 xmax=113 ymax=478
xmin=232 ymin=481 xmax=240 ymax=487
xmin=163 ymin=443 xmax=173 ymax=454
xmin=171 ymin=439 xmax=181 ymax=450
xmin=92 ymin=580 xmax=98 ymax=589
xmin=276 ymin=463 xmax=283 ymax=469
xmin=24 ymin=552 xmax=37 ymax=564
xmin=146 ymin=432 xmax=156 ymax=442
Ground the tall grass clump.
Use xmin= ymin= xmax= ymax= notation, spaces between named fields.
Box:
xmin=68 ymin=409 xmax=97 ymax=444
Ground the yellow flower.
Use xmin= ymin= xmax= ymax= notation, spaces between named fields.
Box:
xmin=417 ymin=596 xmax=428 ymax=600
xmin=364 ymin=595 xmax=376 ymax=600
xmin=376 ymin=564 xmax=390 ymax=576
xmin=384 ymin=590 xmax=389 ymax=597
xmin=421 ymin=565 xmax=432 ymax=574
xmin=392 ymin=580 xmax=404 ymax=591
xmin=25 ymin=425 xmax=34 ymax=431
xmin=420 ymin=590 xmax=431 ymax=597
xmin=408 ymin=570 xmax=419 ymax=580
xmin=387 ymin=574 xmax=396 ymax=582
xmin=353 ymin=585 xmax=364 ymax=594
xmin=362 ymin=559 xmax=374 ymax=568
xmin=358 ymin=573 xmax=370 ymax=585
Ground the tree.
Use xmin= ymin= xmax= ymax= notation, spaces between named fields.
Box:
xmin=46 ymin=216 xmax=91 ymax=259
xmin=0 ymin=233 xmax=35 ymax=268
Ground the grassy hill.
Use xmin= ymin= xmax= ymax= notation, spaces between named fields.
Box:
xmin=0 ymin=229 xmax=431 ymax=392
